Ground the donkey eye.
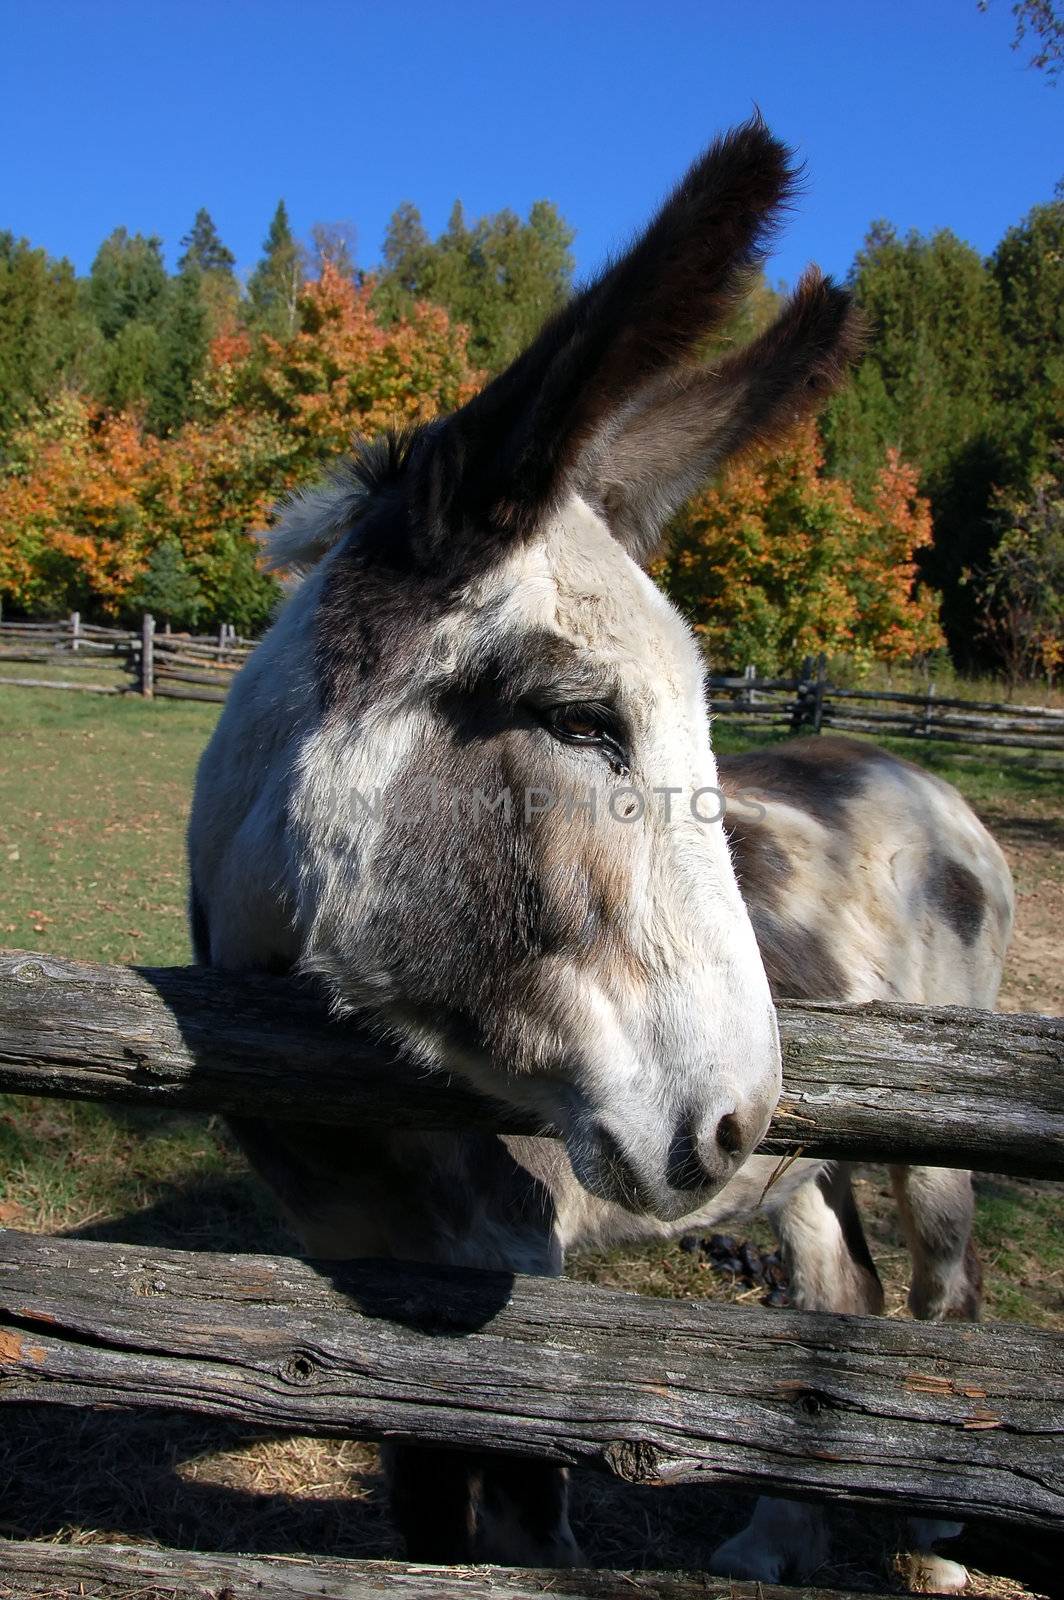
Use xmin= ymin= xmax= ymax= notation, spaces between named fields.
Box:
xmin=540 ymin=703 xmax=630 ymax=774
xmin=547 ymin=704 xmax=608 ymax=743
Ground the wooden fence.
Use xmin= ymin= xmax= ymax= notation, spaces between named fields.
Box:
xmin=707 ymin=654 xmax=1064 ymax=755
xmin=0 ymin=613 xmax=253 ymax=703
xmin=3 ymin=617 xmax=1062 ymax=756
xmin=0 ymin=947 xmax=1062 ymax=1597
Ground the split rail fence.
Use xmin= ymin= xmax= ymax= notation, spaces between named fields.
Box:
xmin=3 ymin=617 xmax=1063 ymax=757
xmin=0 ymin=948 xmax=1062 ymax=1598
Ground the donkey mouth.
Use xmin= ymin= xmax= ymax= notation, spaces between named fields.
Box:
xmin=565 ymin=1122 xmax=733 ymax=1222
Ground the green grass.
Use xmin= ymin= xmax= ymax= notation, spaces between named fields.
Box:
xmin=0 ymin=686 xmax=219 ymax=966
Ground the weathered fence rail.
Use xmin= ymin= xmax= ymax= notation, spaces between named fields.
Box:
xmin=1 ymin=945 xmax=1063 ymax=1593
xmin=3 ymin=1229 xmax=1062 ymax=1531
xmin=0 ymin=1542 xmax=874 ymax=1600
xmin=1 ymin=950 xmax=1062 ymax=1175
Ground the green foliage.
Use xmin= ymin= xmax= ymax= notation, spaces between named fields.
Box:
xmin=147 ymin=265 xmax=209 ymax=434
xmin=992 ymin=197 xmax=1064 ymax=474
xmin=979 ymin=0 xmax=1064 ymax=79
xmin=376 ymin=196 xmax=574 ymax=371
xmin=974 ymin=449 xmax=1064 ymax=682
xmin=0 ymin=233 xmax=93 ymax=438
xmin=88 ymin=227 xmax=169 ymax=342
xmin=178 ymin=208 xmax=236 ymax=277
xmin=823 ymin=209 xmax=1063 ymax=664
xmin=247 ymin=199 xmax=301 ymax=339
xmin=131 ymin=536 xmax=204 ymax=629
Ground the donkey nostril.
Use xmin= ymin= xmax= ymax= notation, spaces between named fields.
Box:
xmin=716 ymin=1111 xmax=744 ymax=1156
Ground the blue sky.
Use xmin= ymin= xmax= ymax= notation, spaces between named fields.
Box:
xmin=2 ymin=1 xmax=1060 ymax=293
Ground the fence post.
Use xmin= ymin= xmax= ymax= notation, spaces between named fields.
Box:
xmin=791 ymin=655 xmax=814 ymax=734
xmin=813 ymin=653 xmax=827 ymax=734
xmin=70 ymin=611 xmax=80 ymax=653
xmin=923 ymin=682 xmax=936 ymax=738
xmin=742 ymin=662 xmax=756 ymax=710
xmin=140 ymin=613 xmax=155 ymax=699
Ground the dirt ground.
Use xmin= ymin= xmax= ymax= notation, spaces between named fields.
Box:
xmin=990 ymin=806 xmax=1064 ymax=1016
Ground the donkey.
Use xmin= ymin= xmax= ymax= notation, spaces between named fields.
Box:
xmin=188 ymin=120 xmax=1013 ymax=1583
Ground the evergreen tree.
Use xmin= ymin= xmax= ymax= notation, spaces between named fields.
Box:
xmin=380 ymin=202 xmax=430 ymax=292
xmin=88 ymin=228 xmax=168 ymax=341
xmin=86 ymin=229 xmax=170 ymax=413
xmin=375 ymin=197 xmax=574 ymax=370
xmin=149 ymin=264 xmax=209 ymax=433
xmin=247 ymin=200 xmax=301 ymax=338
xmin=132 ymin=537 xmax=204 ymax=629
xmin=178 ymin=208 xmax=236 ymax=277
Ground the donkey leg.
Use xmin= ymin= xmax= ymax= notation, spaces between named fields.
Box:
xmin=889 ymin=1165 xmax=978 ymax=1591
xmin=710 ymin=1166 xmax=882 ymax=1583
xmin=383 ymin=1442 xmax=480 ymax=1563
xmin=476 ymin=1458 xmax=581 ymax=1567
xmin=889 ymin=1165 xmax=982 ymax=1322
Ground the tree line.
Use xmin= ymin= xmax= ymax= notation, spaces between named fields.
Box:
xmin=0 ymin=186 xmax=1060 ymax=676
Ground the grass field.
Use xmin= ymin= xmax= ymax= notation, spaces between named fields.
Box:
xmin=0 ymin=680 xmax=1061 ymax=1595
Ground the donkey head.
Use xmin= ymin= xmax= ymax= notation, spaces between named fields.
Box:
xmin=278 ymin=120 xmax=862 ymax=1221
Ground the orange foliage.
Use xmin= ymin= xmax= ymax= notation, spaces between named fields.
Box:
xmin=0 ymin=270 xmax=483 ymax=625
xmin=654 ymin=419 xmax=943 ymax=672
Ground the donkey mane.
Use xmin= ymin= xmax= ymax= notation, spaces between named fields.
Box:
xmin=266 ymin=429 xmax=424 ymax=575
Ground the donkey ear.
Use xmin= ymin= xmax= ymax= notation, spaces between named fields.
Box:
xmin=418 ymin=118 xmax=797 ymax=548
xmin=585 ymin=268 xmax=866 ymax=564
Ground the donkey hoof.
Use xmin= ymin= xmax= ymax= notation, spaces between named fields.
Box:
xmin=897 ymin=1551 xmax=969 ymax=1593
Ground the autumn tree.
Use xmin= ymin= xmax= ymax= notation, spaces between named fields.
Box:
xmin=0 ymin=267 xmax=482 ymax=628
xmin=243 ymin=261 xmax=483 ymax=474
xmin=307 ymin=221 xmax=358 ymax=283
xmin=655 ymin=420 xmax=943 ymax=674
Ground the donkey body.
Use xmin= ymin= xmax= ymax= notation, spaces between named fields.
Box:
xmin=188 ymin=123 xmax=1013 ymax=1581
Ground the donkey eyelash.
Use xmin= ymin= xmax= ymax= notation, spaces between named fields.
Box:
xmin=536 ymin=701 xmax=631 ymax=774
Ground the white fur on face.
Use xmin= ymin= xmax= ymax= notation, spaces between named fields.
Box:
xmin=433 ymin=496 xmax=782 ymax=1218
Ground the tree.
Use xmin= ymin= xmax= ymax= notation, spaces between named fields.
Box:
xmin=307 ymin=221 xmax=358 ymax=283
xmin=0 ymin=235 xmax=94 ymax=439
xmin=375 ymin=197 xmax=574 ymax=370
xmin=655 ymin=420 xmax=943 ymax=674
xmin=247 ymin=200 xmax=301 ymax=339
xmin=979 ymin=1 xmax=1063 ymax=79
xmin=88 ymin=228 xmax=168 ymax=342
xmin=822 ymin=222 xmax=1009 ymax=659
xmin=991 ymin=197 xmax=1064 ymax=476
xmin=178 ymin=208 xmax=236 ymax=277
xmin=85 ymin=229 xmax=172 ymax=414
xmin=0 ymin=267 xmax=482 ymax=628
xmin=381 ymin=202 xmax=430 ymax=293
xmin=974 ymin=451 xmax=1064 ymax=682
xmin=245 ymin=261 xmax=483 ymax=474
xmin=131 ymin=536 xmax=204 ymax=628
xmin=148 ymin=264 xmax=209 ymax=434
